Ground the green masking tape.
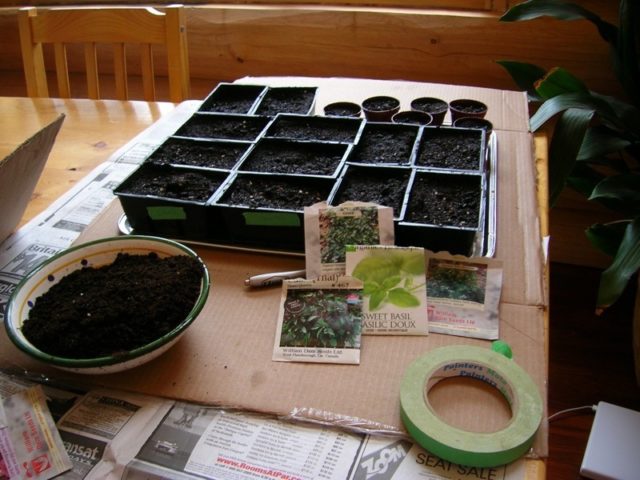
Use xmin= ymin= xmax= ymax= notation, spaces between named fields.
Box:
xmin=400 ymin=345 xmax=543 ymax=468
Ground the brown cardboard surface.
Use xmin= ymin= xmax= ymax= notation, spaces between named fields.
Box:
xmin=0 ymin=78 xmax=548 ymax=460
xmin=0 ymin=114 xmax=64 ymax=243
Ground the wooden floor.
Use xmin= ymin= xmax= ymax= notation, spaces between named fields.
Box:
xmin=547 ymin=262 xmax=640 ymax=479
xmin=2 ymin=72 xmax=640 ymax=478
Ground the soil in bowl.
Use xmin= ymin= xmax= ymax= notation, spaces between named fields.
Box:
xmin=254 ymin=87 xmax=317 ymax=116
xmin=176 ymin=113 xmax=270 ymax=141
xmin=146 ymin=138 xmax=250 ymax=170
xmin=22 ymin=252 xmax=204 ymax=359
xmin=117 ymin=165 xmax=225 ymax=202
xmin=265 ymin=115 xmax=362 ymax=143
xmin=239 ymin=139 xmax=348 ymax=176
xmin=415 ymin=128 xmax=484 ymax=171
xmin=220 ymin=174 xmax=332 ymax=210
xmin=323 ymin=102 xmax=362 ymax=117
xmin=350 ymin=123 xmax=419 ymax=165
xmin=332 ymin=166 xmax=410 ymax=218
xmin=405 ymin=172 xmax=481 ymax=227
xmin=410 ymin=97 xmax=449 ymax=126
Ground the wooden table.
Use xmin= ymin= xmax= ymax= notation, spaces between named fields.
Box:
xmin=0 ymin=97 xmax=176 ymax=230
xmin=0 ymin=88 xmax=547 ymax=479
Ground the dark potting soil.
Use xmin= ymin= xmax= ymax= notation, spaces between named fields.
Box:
xmin=333 ymin=168 xmax=410 ymax=217
xmin=405 ymin=173 xmax=481 ymax=227
xmin=451 ymin=100 xmax=487 ymax=114
xmin=176 ymin=114 xmax=270 ymax=141
xmin=200 ymin=84 xmax=264 ymax=114
xmin=147 ymin=139 xmax=249 ymax=170
xmin=266 ymin=116 xmax=361 ymax=143
xmin=362 ymin=96 xmax=399 ymax=112
xmin=221 ymin=175 xmax=331 ymax=210
xmin=240 ymin=141 xmax=346 ymax=176
xmin=120 ymin=166 xmax=224 ymax=202
xmin=416 ymin=129 xmax=483 ymax=170
xmin=22 ymin=253 xmax=204 ymax=359
xmin=411 ymin=98 xmax=448 ymax=114
xmin=351 ymin=124 xmax=418 ymax=165
xmin=254 ymin=87 xmax=316 ymax=116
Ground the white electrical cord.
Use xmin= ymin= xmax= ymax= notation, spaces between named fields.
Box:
xmin=548 ymin=404 xmax=598 ymax=422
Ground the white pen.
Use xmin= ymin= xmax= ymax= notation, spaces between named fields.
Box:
xmin=244 ymin=269 xmax=306 ymax=288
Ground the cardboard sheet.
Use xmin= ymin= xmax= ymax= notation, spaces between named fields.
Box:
xmin=0 ymin=78 xmax=548 ymax=460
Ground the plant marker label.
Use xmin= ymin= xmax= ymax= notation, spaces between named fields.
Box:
xmin=346 ymin=245 xmax=428 ymax=336
xmin=272 ymin=276 xmax=363 ymax=364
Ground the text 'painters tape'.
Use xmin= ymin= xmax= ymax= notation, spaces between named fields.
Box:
xmin=400 ymin=344 xmax=543 ymax=468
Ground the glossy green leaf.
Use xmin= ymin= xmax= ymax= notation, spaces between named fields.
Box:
xmin=597 ymin=217 xmax=640 ymax=311
xmin=548 ymin=108 xmax=595 ymax=206
xmin=566 ymin=162 xmax=605 ymax=198
xmin=590 ymin=92 xmax=640 ymax=133
xmin=530 ymin=91 xmax=620 ymax=132
xmin=577 ymin=125 xmax=631 ymax=161
xmin=535 ymin=67 xmax=588 ymax=99
xmin=589 ymin=174 xmax=640 ymax=216
xmin=586 ymin=221 xmax=629 ymax=257
xmin=500 ymin=0 xmax=618 ymax=44
xmin=496 ymin=60 xmax=546 ymax=100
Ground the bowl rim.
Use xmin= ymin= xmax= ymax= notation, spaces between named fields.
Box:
xmin=4 ymin=235 xmax=210 ymax=369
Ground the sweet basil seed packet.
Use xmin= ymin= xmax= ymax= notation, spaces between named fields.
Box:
xmin=304 ymin=202 xmax=394 ymax=280
xmin=345 ymin=245 xmax=428 ymax=336
xmin=272 ymin=276 xmax=364 ymax=364
xmin=425 ymin=251 xmax=503 ymax=340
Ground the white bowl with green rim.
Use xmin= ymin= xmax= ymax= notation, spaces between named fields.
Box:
xmin=4 ymin=235 xmax=210 ymax=374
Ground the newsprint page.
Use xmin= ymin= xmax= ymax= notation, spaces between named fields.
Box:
xmin=1 ymin=102 xmax=528 ymax=480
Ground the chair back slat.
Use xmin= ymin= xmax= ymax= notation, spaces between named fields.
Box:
xmin=53 ymin=43 xmax=70 ymax=98
xmin=18 ymin=5 xmax=190 ymax=102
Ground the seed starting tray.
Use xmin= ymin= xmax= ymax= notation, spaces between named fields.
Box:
xmin=114 ymin=83 xmax=497 ymax=257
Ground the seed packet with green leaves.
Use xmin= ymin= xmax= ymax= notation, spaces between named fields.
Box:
xmin=425 ymin=251 xmax=503 ymax=339
xmin=345 ymin=245 xmax=428 ymax=336
xmin=304 ymin=201 xmax=394 ymax=280
xmin=272 ymin=276 xmax=364 ymax=364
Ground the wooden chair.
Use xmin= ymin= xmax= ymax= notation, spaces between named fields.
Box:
xmin=18 ymin=5 xmax=190 ymax=102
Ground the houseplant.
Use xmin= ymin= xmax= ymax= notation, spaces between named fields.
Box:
xmin=498 ymin=0 xmax=640 ymax=314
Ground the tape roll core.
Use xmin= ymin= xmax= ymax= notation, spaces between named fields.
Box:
xmin=400 ymin=345 xmax=542 ymax=467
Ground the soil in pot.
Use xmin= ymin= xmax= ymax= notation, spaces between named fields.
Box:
xmin=239 ymin=139 xmax=347 ymax=176
xmin=265 ymin=115 xmax=362 ymax=143
xmin=449 ymin=99 xmax=488 ymax=122
xmin=323 ymin=102 xmax=362 ymax=117
xmin=332 ymin=166 xmax=410 ymax=217
xmin=361 ymin=95 xmax=401 ymax=122
xmin=254 ymin=87 xmax=317 ymax=116
xmin=220 ymin=175 xmax=331 ymax=210
xmin=22 ymin=252 xmax=204 ymax=359
xmin=146 ymin=138 xmax=249 ymax=170
xmin=350 ymin=123 xmax=419 ymax=165
xmin=405 ymin=172 xmax=481 ymax=227
xmin=392 ymin=110 xmax=432 ymax=126
xmin=410 ymin=97 xmax=448 ymax=126
xmin=118 ymin=165 xmax=225 ymax=202
xmin=199 ymin=84 xmax=265 ymax=114
xmin=176 ymin=114 xmax=270 ymax=141
xmin=415 ymin=128 xmax=484 ymax=170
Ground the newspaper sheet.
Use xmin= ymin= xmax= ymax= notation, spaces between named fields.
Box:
xmin=0 ymin=102 xmax=529 ymax=480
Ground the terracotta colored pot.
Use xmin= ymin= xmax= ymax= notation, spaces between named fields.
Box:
xmin=392 ymin=110 xmax=433 ymax=126
xmin=323 ymin=101 xmax=362 ymax=117
xmin=449 ymin=99 xmax=488 ymax=122
xmin=361 ymin=95 xmax=401 ymax=122
xmin=410 ymin=97 xmax=448 ymax=126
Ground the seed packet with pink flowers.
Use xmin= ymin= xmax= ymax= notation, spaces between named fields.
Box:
xmin=272 ymin=276 xmax=364 ymax=364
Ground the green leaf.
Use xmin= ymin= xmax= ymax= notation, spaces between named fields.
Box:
xmin=586 ymin=222 xmax=629 ymax=257
xmin=400 ymin=250 xmax=426 ymax=276
xmin=387 ymin=288 xmax=421 ymax=308
xmin=590 ymin=92 xmax=640 ymax=133
xmin=381 ymin=274 xmax=402 ymax=290
xmin=530 ymin=91 xmax=619 ymax=132
xmin=566 ymin=162 xmax=605 ymax=198
xmin=577 ymin=125 xmax=632 ymax=161
xmin=496 ymin=60 xmax=546 ymax=101
xmin=499 ymin=0 xmax=618 ymax=45
xmin=589 ymin=174 xmax=640 ymax=216
xmin=548 ymin=108 xmax=595 ymax=206
xmin=597 ymin=217 xmax=640 ymax=311
xmin=369 ymin=290 xmax=387 ymax=311
xmin=535 ymin=67 xmax=588 ymax=99
xmin=351 ymin=256 xmax=399 ymax=284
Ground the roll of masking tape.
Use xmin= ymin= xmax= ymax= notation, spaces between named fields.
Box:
xmin=400 ymin=344 xmax=543 ymax=467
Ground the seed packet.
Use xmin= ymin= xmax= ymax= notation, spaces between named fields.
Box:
xmin=0 ymin=385 xmax=72 ymax=479
xmin=345 ymin=245 xmax=428 ymax=335
xmin=425 ymin=251 xmax=503 ymax=339
xmin=304 ymin=201 xmax=395 ymax=280
xmin=272 ymin=276 xmax=364 ymax=364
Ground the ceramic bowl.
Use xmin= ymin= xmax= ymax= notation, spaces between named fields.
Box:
xmin=4 ymin=235 xmax=210 ymax=374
